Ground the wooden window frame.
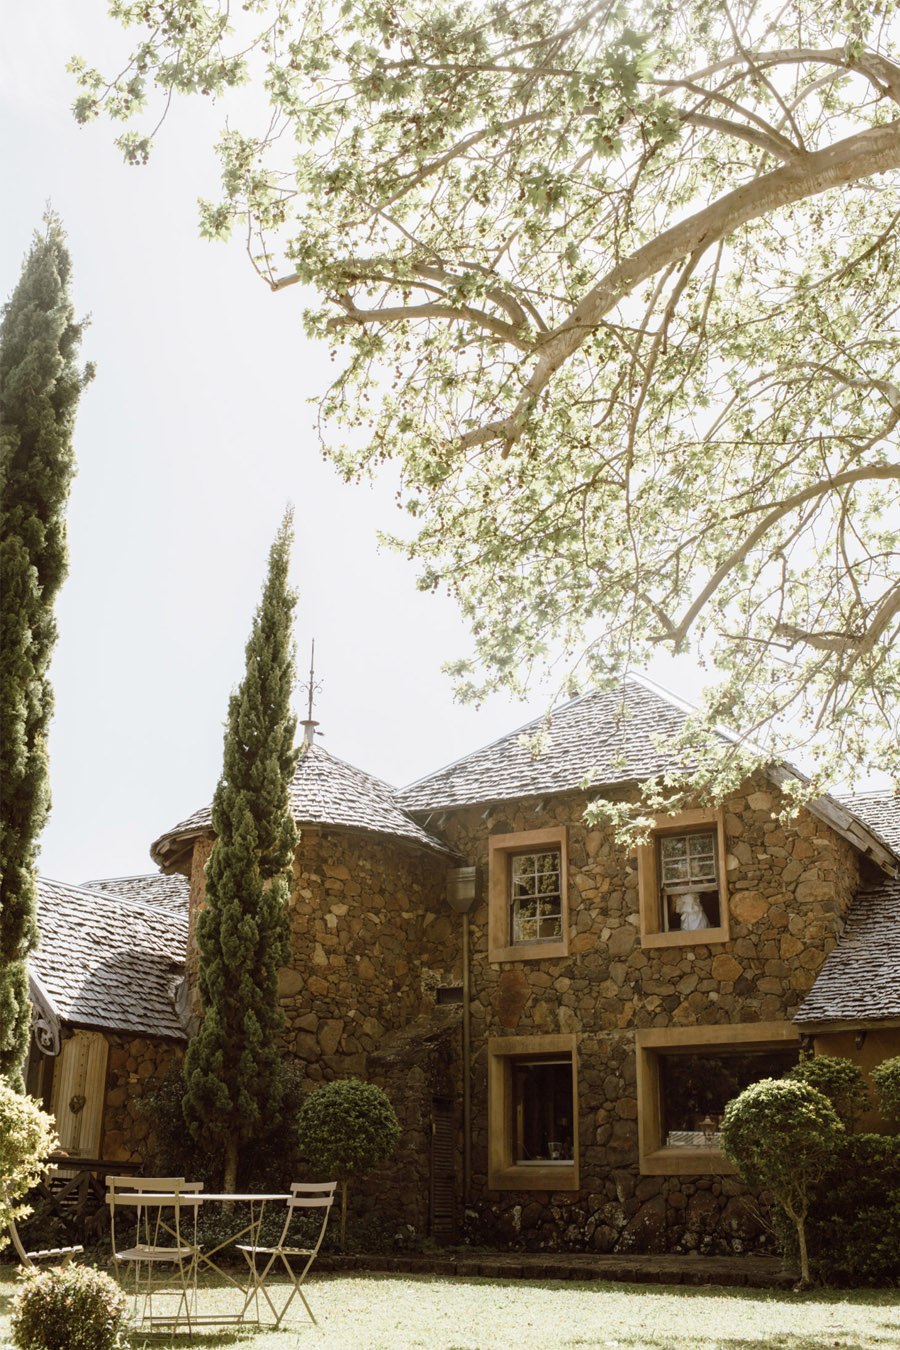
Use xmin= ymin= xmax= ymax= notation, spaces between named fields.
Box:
xmin=637 ymin=808 xmax=730 ymax=948
xmin=488 ymin=826 xmax=569 ymax=963
xmin=487 ymin=1034 xmax=579 ymax=1192
xmin=635 ymin=1022 xmax=801 ymax=1175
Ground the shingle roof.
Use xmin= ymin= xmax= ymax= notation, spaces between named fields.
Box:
xmin=794 ymin=878 xmax=900 ymax=1026
xmin=81 ymin=873 xmax=189 ymax=914
xmin=398 ymin=678 xmax=698 ymax=812
xmin=151 ymin=741 xmax=451 ymax=870
xmin=835 ymin=792 xmax=900 ymax=855
xmin=32 ymin=878 xmax=188 ymax=1040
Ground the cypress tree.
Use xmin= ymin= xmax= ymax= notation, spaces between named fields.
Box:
xmin=0 ymin=218 xmax=91 ymax=1087
xmin=182 ymin=512 xmax=299 ymax=1190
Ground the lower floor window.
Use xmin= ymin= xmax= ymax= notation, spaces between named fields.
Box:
xmin=488 ymin=1034 xmax=579 ymax=1190
xmin=661 ymin=1048 xmax=799 ymax=1147
xmin=636 ymin=1022 xmax=801 ymax=1174
xmin=513 ymin=1059 xmax=574 ymax=1163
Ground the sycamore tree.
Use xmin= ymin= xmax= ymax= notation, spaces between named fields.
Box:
xmin=0 ymin=219 xmax=91 ymax=1086
xmin=182 ymin=511 xmax=299 ymax=1193
xmin=75 ymin=1 xmax=900 ymax=793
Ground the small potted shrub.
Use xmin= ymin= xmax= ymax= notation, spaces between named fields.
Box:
xmin=11 ymin=1265 xmax=129 ymax=1350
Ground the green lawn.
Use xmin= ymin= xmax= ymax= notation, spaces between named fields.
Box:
xmin=1 ymin=1269 xmax=898 ymax=1349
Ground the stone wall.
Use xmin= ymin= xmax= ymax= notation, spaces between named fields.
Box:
xmin=436 ymin=776 xmax=863 ymax=1253
xmin=276 ymin=829 xmax=454 ymax=1082
xmin=100 ymin=1033 xmax=183 ymax=1164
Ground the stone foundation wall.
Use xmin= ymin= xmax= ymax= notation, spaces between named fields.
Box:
xmin=100 ymin=1034 xmax=183 ymax=1164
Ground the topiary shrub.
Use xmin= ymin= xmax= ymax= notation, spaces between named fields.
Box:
xmin=872 ymin=1057 xmax=900 ymax=1126
xmin=721 ymin=1077 xmax=844 ymax=1286
xmin=10 ymin=1264 xmax=128 ymax=1350
xmin=0 ymin=1081 xmax=58 ymax=1247
xmin=788 ymin=1055 xmax=870 ymax=1129
xmin=296 ymin=1077 xmax=400 ymax=1250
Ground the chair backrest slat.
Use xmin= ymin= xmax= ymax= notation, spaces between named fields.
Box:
xmin=288 ymin=1181 xmax=337 ymax=1210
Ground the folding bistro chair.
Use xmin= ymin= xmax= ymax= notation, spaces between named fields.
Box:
xmin=237 ymin=1181 xmax=336 ymax=1328
xmin=107 ymin=1176 xmax=203 ymax=1335
xmin=6 ymin=1215 xmax=83 ymax=1267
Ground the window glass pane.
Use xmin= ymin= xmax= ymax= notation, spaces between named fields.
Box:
xmin=660 ymin=1049 xmax=799 ymax=1146
xmin=659 ymin=830 xmax=721 ymax=931
xmin=510 ymin=849 xmax=562 ymax=943
xmin=514 ymin=1061 xmax=574 ymax=1162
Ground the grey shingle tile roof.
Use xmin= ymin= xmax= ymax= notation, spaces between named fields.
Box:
xmin=794 ymin=878 xmax=900 ymax=1026
xmin=32 ymin=878 xmax=188 ymax=1040
xmin=151 ymin=742 xmax=451 ymax=869
xmin=398 ymin=678 xmax=698 ymax=812
xmin=835 ymin=792 xmax=900 ymax=854
xmin=81 ymin=873 xmax=189 ymax=914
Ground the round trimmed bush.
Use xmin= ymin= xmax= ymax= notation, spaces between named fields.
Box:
xmin=11 ymin=1264 xmax=128 ymax=1350
xmin=721 ymin=1077 xmax=844 ymax=1285
xmin=297 ymin=1077 xmax=400 ymax=1250
xmin=788 ymin=1055 xmax=870 ymax=1129
xmin=872 ymin=1057 xmax=900 ymax=1124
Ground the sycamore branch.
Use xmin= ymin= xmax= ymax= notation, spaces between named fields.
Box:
xmin=488 ymin=119 xmax=900 ymax=452
xmin=667 ymin=464 xmax=900 ymax=648
xmin=775 ymin=581 xmax=900 ymax=656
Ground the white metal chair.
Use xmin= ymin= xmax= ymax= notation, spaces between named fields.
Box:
xmin=3 ymin=1180 xmax=84 ymax=1268
xmin=237 ymin=1181 xmax=336 ymax=1328
xmin=107 ymin=1175 xmax=203 ymax=1335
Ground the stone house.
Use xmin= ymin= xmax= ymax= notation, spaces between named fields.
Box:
xmin=28 ymin=678 xmax=900 ymax=1252
xmin=27 ymin=875 xmax=189 ymax=1163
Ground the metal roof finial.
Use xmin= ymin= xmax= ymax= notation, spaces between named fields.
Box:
xmin=300 ymin=639 xmax=322 ymax=749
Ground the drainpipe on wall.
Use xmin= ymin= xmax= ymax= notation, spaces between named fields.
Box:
xmin=447 ymin=867 xmax=479 ymax=1206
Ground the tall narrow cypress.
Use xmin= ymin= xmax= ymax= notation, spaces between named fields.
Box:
xmin=182 ymin=512 xmax=299 ymax=1190
xmin=0 ymin=218 xmax=91 ymax=1087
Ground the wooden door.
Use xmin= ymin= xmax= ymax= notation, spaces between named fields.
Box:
xmin=50 ymin=1030 xmax=108 ymax=1159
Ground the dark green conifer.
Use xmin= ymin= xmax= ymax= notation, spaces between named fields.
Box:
xmin=0 ymin=218 xmax=91 ymax=1087
xmin=182 ymin=512 xmax=299 ymax=1190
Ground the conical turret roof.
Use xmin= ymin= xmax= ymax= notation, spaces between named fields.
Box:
xmin=150 ymin=742 xmax=451 ymax=872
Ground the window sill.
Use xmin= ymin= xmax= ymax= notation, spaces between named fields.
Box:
xmin=640 ymin=925 xmax=729 ymax=950
xmin=489 ymin=938 xmax=570 ymax=964
xmin=488 ymin=1163 xmax=580 ymax=1192
xmin=640 ymin=1147 xmax=737 ymax=1176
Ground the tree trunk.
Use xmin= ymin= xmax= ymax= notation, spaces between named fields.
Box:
xmin=796 ymin=1214 xmax=811 ymax=1289
xmin=340 ymin=1180 xmax=348 ymax=1252
xmin=224 ymin=1138 xmax=239 ymax=1196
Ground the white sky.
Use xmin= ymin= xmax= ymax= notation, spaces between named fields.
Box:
xmin=0 ymin=3 xmax=795 ymax=883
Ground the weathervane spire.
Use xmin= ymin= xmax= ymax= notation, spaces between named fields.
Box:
xmin=300 ymin=639 xmax=321 ymax=749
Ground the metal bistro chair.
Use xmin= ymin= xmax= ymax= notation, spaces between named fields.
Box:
xmin=237 ymin=1181 xmax=336 ymax=1328
xmin=107 ymin=1176 xmax=203 ymax=1335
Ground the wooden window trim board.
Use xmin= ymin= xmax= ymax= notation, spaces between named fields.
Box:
xmin=637 ymin=807 xmax=730 ymax=949
xmin=635 ymin=1021 xmax=801 ymax=1175
xmin=488 ymin=826 xmax=569 ymax=963
xmin=487 ymin=1033 xmax=579 ymax=1192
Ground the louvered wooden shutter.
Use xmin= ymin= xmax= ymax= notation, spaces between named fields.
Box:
xmin=430 ymin=1097 xmax=456 ymax=1242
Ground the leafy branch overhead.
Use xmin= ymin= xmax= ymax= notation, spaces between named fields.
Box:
xmin=77 ymin=1 xmax=900 ymax=785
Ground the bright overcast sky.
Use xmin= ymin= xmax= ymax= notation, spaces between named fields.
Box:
xmin=0 ymin=4 xmax=760 ymax=883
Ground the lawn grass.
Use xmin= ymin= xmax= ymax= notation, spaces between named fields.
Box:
xmin=1 ymin=1268 xmax=898 ymax=1349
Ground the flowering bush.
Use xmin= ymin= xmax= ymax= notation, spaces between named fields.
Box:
xmin=0 ymin=1080 xmax=58 ymax=1245
xmin=11 ymin=1265 xmax=129 ymax=1350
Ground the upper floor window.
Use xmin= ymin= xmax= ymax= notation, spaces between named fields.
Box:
xmin=637 ymin=809 xmax=730 ymax=948
xmin=658 ymin=830 xmax=721 ymax=932
xmin=511 ymin=850 xmax=563 ymax=944
xmin=488 ymin=826 xmax=569 ymax=963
